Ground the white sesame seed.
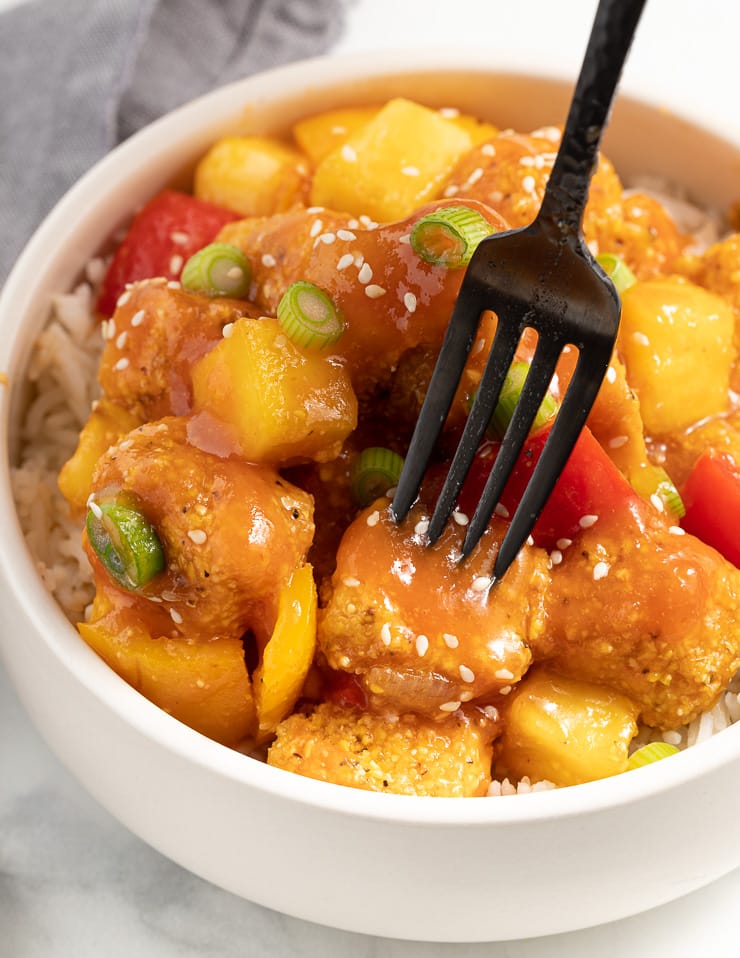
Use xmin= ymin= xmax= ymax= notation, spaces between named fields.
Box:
xmin=608 ymin=435 xmax=629 ymax=449
xmin=401 ymin=165 xmax=420 ymax=177
xmin=556 ymin=538 xmax=573 ymax=550
xmin=166 ymin=280 xmax=180 ymax=289
xmin=113 ymin=357 xmax=129 ymax=371
xmin=443 ymin=184 xmax=460 ymax=197
xmin=467 ymin=167 xmax=484 ymax=185
xmin=452 ymin=510 xmax=469 ymax=526
xmin=650 ymin=493 xmax=665 ymax=513
xmin=459 ymin=664 xmax=476 ymax=683
xmin=579 ymin=514 xmax=599 ymax=528
xmin=319 ymin=232 xmax=336 ymax=245
xmin=365 ymin=284 xmax=386 ymax=299
xmin=357 ymin=262 xmax=373 ymax=284
xmin=261 ymin=253 xmax=276 ymax=267
xmin=522 ymin=174 xmax=536 ymax=193
xmin=662 ymin=730 xmax=683 ymax=746
xmin=307 ymin=206 xmax=324 ymax=214
xmin=481 ymin=143 xmax=496 ymax=157
xmin=170 ymin=608 xmax=183 ymax=625
xmin=483 ymin=705 xmax=499 ymax=720
xmin=365 ymin=510 xmax=380 ymax=528
xmin=309 ymin=219 xmax=323 ymax=238
xmin=459 ymin=690 xmax=474 ymax=702
xmin=520 ymin=155 xmax=536 ymax=167
xmin=187 ymin=529 xmax=207 ymax=544
xmin=105 ymin=319 xmax=116 ymax=339
xmin=438 ymin=106 xmax=460 ymax=118
xmin=472 ymin=576 xmax=491 ymax=592
xmin=404 ymin=291 xmax=417 ymax=313
xmin=336 ymin=252 xmax=354 ymax=271
xmin=342 ymin=576 xmax=360 ymax=588
xmin=118 ymin=439 xmax=133 ymax=450
xmin=606 ymin=365 xmax=617 ymax=384
xmin=169 ymin=254 xmax=183 ymax=274
xmin=347 ymin=218 xmax=360 ymax=229
xmin=494 ymin=502 xmax=510 ymax=519
xmin=526 ymin=535 xmax=534 ymax=546
xmin=499 ymin=686 xmax=512 ymax=695
xmin=116 ymin=291 xmax=131 ymax=308
xmin=414 ymin=519 xmax=430 ymax=536
xmin=339 ymin=655 xmax=351 ymax=669
xmin=354 ymin=253 xmax=365 ymax=269
xmin=130 ymin=309 xmax=145 ymax=327
xmin=341 ymin=144 xmax=357 ymax=163
xmin=381 ymin=623 xmax=392 ymax=646
xmin=669 ymin=525 xmax=686 ymax=535
xmin=550 ymin=550 xmax=563 ymax=565
xmin=439 ymin=700 xmax=461 ymax=712
xmin=170 ymin=231 xmax=189 ymax=245
xmin=593 ymin=561 xmax=611 ymax=580
xmin=416 ymin=634 xmax=429 ymax=657
xmin=495 ymin=669 xmax=514 ymax=681
xmin=443 ymin=633 xmax=459 ymax=649
xmin=222 ymin=323 xmax=234 ymax=338
xmin=632 ymin=331 xmax=650 ymax=346
xmin=115 ymin=331 xmax=128 ymax=350
xmin=336 ymin=229 xmax=356 ymax=241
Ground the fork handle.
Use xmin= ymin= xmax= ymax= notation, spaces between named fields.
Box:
xmin=536 ymin=0 xmax=647 ymax=236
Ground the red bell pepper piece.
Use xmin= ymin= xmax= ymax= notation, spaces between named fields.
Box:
xmin=456 ymin=424 xmax=646 ymax=551
xmin=97 ymin=189 xmax=240 ymax=315
xmin=322 ymin=669 xmax=367 ymax=711
xmin=680 ymin=451 xmax=740 ymax=568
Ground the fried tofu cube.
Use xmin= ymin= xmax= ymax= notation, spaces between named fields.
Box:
xmin=191 ymin=317 xmax=357 ymax=464
xmin=194 ymin=135 xmax=309 ymax=217
xmin=310 ymin=98 xmax=473 ymax=222
xmin=268 ymin=702 xmax=496 ymax=796
xmin=495 ymin=668 xmax=639 ymax=787
xmin=619 ymin=277 xmax=734 ymax=435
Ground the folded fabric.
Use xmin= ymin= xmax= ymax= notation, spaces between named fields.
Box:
xmin=0 ymin=0 xmax=348 ymax=282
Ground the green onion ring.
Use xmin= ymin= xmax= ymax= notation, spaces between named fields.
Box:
xmin=181 ymin=242 xmax=252 ymax=298
xmin=86 ymin=499 xmax=165 ymax=591
xmin=410 ymin=206 xmax=492 ymax=268
xmin=596 ymin=252 xmax=638 ymax=295
xmin=276 ymin=280 xmax=344 ymax=350
xmin=350 ymin=447 xmax=405 ymax=507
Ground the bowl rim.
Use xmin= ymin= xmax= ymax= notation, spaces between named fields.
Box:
xmin=1 ymin=48 xmax=739 ymax=828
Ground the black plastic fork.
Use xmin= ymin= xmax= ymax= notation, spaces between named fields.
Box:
xmin=392 ymin=0 xmax=647 ymax=583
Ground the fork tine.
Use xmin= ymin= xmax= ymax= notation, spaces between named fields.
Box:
xmin=426 ymin=319 xmax=521 ymax=544
xmin=391 ymin=275 xmax=488 ymax=522
xmin=491 ymin=345 xmax=613 ymax=581
xmin=461 ymin=336 xmax=564 ymax=559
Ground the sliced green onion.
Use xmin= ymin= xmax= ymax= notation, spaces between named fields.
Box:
xmin=630 ymin=465 xmax=685 ymax=519
xmin=181 ymin=242 xmax=252 ymax=297
xmin=596 ymin=253 xmax=637 ymax=295
xmin=476 ymin=362 xmax=558 ymax=439
xmin=86 ymin=498 xmax=165 ymax=591
xmin=276 ymin=280 xmax=344 ymax=350
xmin=410 ymin=206 xmax=491 ymax=268
xmin=627 ymin=741 xmax=680 ymax=770
xmin=350 ymin=447 xmax=404 ymax=507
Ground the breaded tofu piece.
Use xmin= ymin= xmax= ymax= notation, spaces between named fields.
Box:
xmin=319 ymin=502 xmax=549 ymax=714
xmin=98 ymin=281 xmax=259 ymax=421
xmin=88 ymin=416 xmax=314 ymax=643
xmin=539 ymin=519 xmax=740 ymax=728
xmin=267 ymin=702 xmax=497 ymax=796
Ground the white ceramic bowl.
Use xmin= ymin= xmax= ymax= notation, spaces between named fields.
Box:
xmin=1 ymin=51 xmax=740 ymax=943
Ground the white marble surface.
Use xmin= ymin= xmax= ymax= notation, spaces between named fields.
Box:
xmin=3 ymin=0 xmax=740 ymax=954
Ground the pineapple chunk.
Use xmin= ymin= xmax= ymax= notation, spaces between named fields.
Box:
xmin=619 ymin=277 xmax=734 ymax=435
xmin=310 ymin=97 xmax=473 ymax=222
xmin=191 ymin=317 xmax=357 ymax=464
xmin=254 ymin=564 xmax=317 ymax=736
xmin=58 ymin=399 xmax=141 ymax=512
xmin=495 ymin=667 xmax=639 ymax=787
xmin=293 ymin=106 xmax=379 ymax=164
xmin=79 ymin=613 xmax=256 ymax=747
xmin=194 ymin=135 xmax=309 ymax=216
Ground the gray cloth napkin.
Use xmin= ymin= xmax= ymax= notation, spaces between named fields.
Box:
xmin=0 ymin=0 xmax=348 ymax=283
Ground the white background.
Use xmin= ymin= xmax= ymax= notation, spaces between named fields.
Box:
xmin=2 ymin=0 xmax=740 ymax=956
